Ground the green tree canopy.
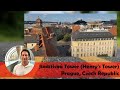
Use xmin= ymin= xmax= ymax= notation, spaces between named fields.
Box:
xmin=117 ymin=11 xmax=120 ymax=38
xmin=63 ymin=33 xmax=71 ymax=42
xmin=0 ymin=11 xmax=25 ymax=41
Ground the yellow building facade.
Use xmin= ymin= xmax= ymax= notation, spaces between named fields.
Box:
xmin=71 ymin=32 xmax=116 ymax=58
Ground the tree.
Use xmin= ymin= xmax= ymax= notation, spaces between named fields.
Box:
xmin=0 ymin=11 xmax=26 ymax=41
xmin=57 ymin=34 xmax=64 ymax=41
xmin=63 ymin=33 xmax=71 ymax=42
xmin=117 ymin=11 xmax=120 ymax=38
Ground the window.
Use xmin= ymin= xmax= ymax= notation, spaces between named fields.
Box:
xmin=81 ymin=49 xmax=83 ymax=52
xmin=90 ymin=53 xmax=92 ymax=56
xmin=110 ymin=51 xmax=111 ymax=54
xmin=102 ymin=47 xmax=103 ymax=50
xmin=87 ymin=53 xmax=89 ymax=56
xmin=102 ymin=42 xmax=104 ymax=45
xmin=88 ymin=43 xmax=89 ymax=46
xmin=84 ymin=54 xmax=86 ymax=57
xmin=87 ymin=48 xmax=89 ymax=51
xmin=77 ymin=54 xmax=79 ymax=58
xmin=81 ymin=43 xmax=83 ymax=46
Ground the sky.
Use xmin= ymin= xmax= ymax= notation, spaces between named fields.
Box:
xmin=24 ymin=11 xmax=117 ymax=23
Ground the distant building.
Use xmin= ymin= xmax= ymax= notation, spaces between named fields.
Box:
xmin=87 ymin=21 xmax=103 ymax=28
xmin=72 ymin=25 xmax=80 ymax=32
xmin=86 ymin=21 xmax=108 ymax=32
xmin=71 ymin=31 xmax=117 ymax=58
xmin=109 ymin=25 xmax=117 ymax=36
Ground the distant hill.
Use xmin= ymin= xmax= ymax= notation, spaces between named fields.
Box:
xmin=73 ymin=19 xmax=87 ymax=25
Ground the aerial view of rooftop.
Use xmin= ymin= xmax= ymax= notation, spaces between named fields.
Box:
xmin=24 ymin=11 xmax=119 ymax=62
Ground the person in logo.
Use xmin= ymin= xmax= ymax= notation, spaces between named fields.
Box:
xmin=13 ymin=49 xmax=34 ymax=76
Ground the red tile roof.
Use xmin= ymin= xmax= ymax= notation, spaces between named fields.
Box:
xmin=72 ymin=25 xmax=80 ymax=32
xmin=109 ymin=25 xmax=117 ymax=36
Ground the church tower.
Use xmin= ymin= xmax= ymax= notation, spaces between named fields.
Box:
xmin=36 ymin=16 xmax=42 ymax=27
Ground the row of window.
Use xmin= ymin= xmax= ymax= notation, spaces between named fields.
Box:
xmin=77 ymin=41 xmax=113 ymax=46
xmin=72 ymin=52 xmax=112 ymax=57
xmin=73 ymin=51 xmax=112 ymax=55
xmin=77 ymin=38 xmax=113 ymax=41
xmin=73 ymin=47 xmax=113 ymax=52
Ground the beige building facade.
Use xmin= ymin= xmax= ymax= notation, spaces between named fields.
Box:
xmin=71 ymin=31 xmax=116 ymax=58
xmin=26 ymin=43 xmax=37 ymax=49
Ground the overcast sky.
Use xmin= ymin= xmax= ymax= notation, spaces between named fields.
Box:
xmin=24 ymin=11 xmax=116 ymax=22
